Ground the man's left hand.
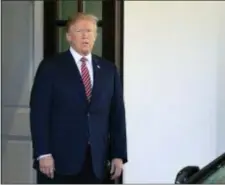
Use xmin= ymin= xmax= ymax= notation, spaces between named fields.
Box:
xmin=110 ymin=158 xmax=123 ymax=180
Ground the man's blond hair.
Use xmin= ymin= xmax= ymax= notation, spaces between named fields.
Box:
xmin=66 ymin=12 xmax=98 ymax=32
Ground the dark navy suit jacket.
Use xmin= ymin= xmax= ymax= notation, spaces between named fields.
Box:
xmin=29 ymin=50 xmax=127 ymax=180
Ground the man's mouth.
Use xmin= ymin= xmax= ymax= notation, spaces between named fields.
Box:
xmin=82 ymin=41 xmax=89 ymax=45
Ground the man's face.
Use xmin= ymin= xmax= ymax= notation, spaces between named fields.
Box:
xmin=66 ymin=19 xmax=97 ymax=56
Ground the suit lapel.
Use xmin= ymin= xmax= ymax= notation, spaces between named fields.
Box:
xmin=90 ymin=55 xmax=102 ymax=104
xmin=64 ymin=50 xmax=88 ymax=103
xmin=64 ymin=50 xmax=103 ymax=105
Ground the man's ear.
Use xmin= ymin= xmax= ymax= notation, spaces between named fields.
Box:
xmin=94 ymin=32 xmax=98 ymax=41
xmin=66 ymin=32 xmax=71 ymax=42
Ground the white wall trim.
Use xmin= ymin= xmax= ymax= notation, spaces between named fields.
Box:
xmin=33 ymin=1 xmax=44 ymax=77
xmin=31 ymin=2 xmax=44 ymax=182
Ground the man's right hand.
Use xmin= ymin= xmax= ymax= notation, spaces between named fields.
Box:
xmin=39 ymin=155 xmax=55 ymax=179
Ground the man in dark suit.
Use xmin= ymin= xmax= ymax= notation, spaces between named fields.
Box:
xmin=29 ymin=13 xmax=127 ymax=184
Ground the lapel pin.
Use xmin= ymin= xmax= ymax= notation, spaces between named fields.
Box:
xmin=97 ymin=65 xmax=100 ymax=69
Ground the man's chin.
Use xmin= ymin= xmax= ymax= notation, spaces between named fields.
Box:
xmin=81 ymin=49 xmax=91 ymax=56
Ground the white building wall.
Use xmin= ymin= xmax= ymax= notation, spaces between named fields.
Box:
xmin=123 ymin=1 xmax=225 ymax=183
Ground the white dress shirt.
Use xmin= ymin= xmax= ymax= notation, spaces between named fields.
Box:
xmin=69 ymin=47 xmax=94 ymax=87
xmin=38 ymin=47 xmax=94 ymax=160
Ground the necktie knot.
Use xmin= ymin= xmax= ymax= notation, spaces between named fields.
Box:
xmin=80 ymin=57 xmax=88 ymax=63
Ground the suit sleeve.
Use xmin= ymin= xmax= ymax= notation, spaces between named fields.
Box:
xmin=109 ymin=66 xmax=128 ymax=163
xmin=29 ymin=59 xmax=54 ymax=159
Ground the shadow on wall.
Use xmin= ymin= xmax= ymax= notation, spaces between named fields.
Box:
xmin=2 ymin=1 xmax=35 ymax=183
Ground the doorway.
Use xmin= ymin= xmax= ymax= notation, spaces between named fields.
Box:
xmin=43 ymin=0 xmax=124 ymax=183
xmin=44 ymin=0 xmax=124 ymax=71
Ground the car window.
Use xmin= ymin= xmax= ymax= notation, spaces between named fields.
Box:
xmin=198 ymin=162 xmax=225 ymax=184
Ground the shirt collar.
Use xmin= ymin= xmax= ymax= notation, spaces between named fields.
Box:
xmin=69 ymin=47 xmax=92 ymax=64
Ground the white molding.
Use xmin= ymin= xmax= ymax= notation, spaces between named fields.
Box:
xmin=33 ymin=1 xmax=44 ymax=77
xmin=30 ymin=2 xmax=44 ymax=182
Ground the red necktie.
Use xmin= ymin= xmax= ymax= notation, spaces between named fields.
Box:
xmin=80 ymin=57 xmax=92 ymax=101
